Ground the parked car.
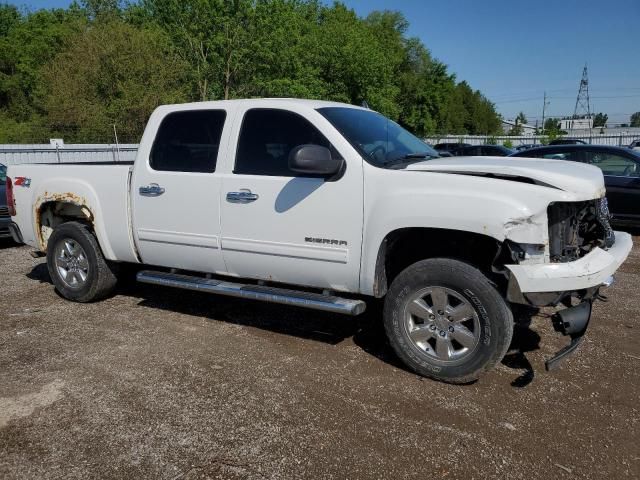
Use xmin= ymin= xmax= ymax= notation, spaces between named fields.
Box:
xmin=548 ymin=138 xmax=587 ymax=145
xmin=452 ymin=145 xmax=514 ymax=157
xmin=6 ymin=99 xmax=631 ymax=383
xmin=510 ymin=145 xmax=640 ymax=225
xmin=0 ymin=163 xmax=11 ymax=239
xmin=629 ymin=139 xmax=640 ymax=152
xmin=433 ymin=142 xmax=471 ymax=153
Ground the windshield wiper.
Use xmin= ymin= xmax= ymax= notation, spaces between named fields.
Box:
xmin=382 ymin=152 xmax=439 ymax=168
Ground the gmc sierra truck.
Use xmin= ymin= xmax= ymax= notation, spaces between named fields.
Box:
xmin=5 ymin=99 xmax=632 ymax=383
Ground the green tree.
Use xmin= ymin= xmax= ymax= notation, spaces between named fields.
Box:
xmin=40 ymin=20 xmax=189 ymax=142
xmin=0 ymin=0 xmax=504 ymax=142
xmin=507 ymin=112 xmax=527 ymax=136
xmin=593 ymin=112 xmax=608 ymax=127
xmin=631 ymin=112 xmax=640 ymax=128
xmin=0 ymin=6 xmax=86 ymax=141
xmin=0 ymin=7 xmax=85 ymax=120
xmin=82 ymin=0 xmax=122 ymax=19
xmin=544 ymin=117 xmax=559 ymax=133
xmin=141 ymin=0 xmax=256 ymax=101
xmin=395 ymin=37 xmax=456 ymax=135
xmin=0 ymin=4 xmax=20 ymax=36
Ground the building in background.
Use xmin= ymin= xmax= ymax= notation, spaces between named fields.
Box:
xmin=501 ymin=119 xmax=537 ymax=136
xmin=560 ymin=117 xmax=594 ymax=131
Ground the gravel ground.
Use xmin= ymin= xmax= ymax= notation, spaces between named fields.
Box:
xmin=0 ymin=236 xmax=638 ymax=479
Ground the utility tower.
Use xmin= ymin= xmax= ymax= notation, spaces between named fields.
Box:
xmin=573 ymin=63 xmax=591 ymax=120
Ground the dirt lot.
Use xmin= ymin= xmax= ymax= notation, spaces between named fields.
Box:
xmin=1 ymin=237 xmax=639 ymax=479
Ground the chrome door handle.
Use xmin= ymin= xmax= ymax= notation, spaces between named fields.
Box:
xmin=226 ymin=189 xmax=259 ymax=204
xmin=139 ymin=183 xmax=165 ymax=197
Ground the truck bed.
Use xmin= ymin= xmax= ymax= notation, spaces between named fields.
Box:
xmin=8 ymin=163 xmax=139 ymax=263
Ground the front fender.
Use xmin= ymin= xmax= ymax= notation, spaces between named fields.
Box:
xmin=359 ymin=167 xmax=577 ymax=295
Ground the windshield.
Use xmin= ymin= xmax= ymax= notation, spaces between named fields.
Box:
xmin=318 ymin=107 xmax=439 ymax=167
xmin=0 ymin=164 xmax=6 ymax=183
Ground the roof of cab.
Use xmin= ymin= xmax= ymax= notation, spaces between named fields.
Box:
xmin=156 ymin=97 xmax=368 ymax=112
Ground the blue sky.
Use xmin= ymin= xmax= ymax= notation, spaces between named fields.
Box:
xmin=7 ymin=0 xmax=640 ymax=125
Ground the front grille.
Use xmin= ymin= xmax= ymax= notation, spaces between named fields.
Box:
xmin=0 ymin=206 xmax=8 ymax=217
xmin=548 ymin=198 xmax=614 ymax=263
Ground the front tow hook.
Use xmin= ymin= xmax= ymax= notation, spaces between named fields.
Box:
xmin=545 ymin=301 xmax=592 ymax=371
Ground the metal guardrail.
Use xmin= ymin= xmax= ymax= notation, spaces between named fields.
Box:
xmin=0 ymin=144 xmax=139 ymax=165
xmin=424 ymin=134 xmax=640 ymax=148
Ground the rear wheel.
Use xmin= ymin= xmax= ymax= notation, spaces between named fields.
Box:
xmin=46 ymin=222 xmax=118 ymax=302
xmin=383 ymin=258 xmax=513 ymax=383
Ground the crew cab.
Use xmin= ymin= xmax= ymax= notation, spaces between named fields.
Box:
xmin=5 ymin=99 xmax=633 ymax=383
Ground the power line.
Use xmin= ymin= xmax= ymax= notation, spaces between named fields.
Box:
xmin=488 ymin=86 xmax=640 ymax=101
xmin=493 ymin=94 xmax=640 ymax=104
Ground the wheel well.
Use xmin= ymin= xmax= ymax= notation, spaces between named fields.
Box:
xmin=373 ymin=228 xmax=504 ymax=297
xmin=37 ymin=200 xmax=94 ymax=250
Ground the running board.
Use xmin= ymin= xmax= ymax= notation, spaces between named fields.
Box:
xmin=136 ymin=270 xmax=366 ymax=316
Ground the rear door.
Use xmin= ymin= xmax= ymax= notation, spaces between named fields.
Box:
xmin=131 ymin=108 xmax=230 ymax=273
xmin=218 ymin=107 xmax=363 ymax=292
xmin=584 ymin=150 xmax=640 ymax=222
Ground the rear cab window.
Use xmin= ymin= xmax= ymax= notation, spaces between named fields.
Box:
xmin=150 ymin=110 xmax=227 ymax=173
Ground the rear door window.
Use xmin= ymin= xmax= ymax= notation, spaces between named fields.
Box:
xmin=150 ymin=110 xmax=226 ymax=173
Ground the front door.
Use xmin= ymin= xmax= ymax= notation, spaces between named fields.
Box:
xmin=219 ymin=108 xmax=363 ymax=292
xmin=131 ymin=108 xmax=230 ymax=273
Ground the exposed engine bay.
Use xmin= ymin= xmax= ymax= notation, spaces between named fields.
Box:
xmin=547 ymin=198 xmax=615 ymax=263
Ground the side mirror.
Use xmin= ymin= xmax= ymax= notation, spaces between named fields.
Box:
xmin=288 ymin=144 xmax=343 ymax=176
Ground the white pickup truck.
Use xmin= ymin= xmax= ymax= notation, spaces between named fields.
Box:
xmin=5 ymin=99 xmax=633 ymax=383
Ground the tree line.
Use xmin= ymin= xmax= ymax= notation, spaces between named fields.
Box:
xmin=0 ymin=0 xmax=503 ymax=144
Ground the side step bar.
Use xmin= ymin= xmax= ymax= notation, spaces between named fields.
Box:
xmin=136 ymin=270 xmax=366 ymax=316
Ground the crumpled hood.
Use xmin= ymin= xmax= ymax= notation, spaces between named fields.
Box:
xmin=403 ymin=156 xmax=606 ymax=198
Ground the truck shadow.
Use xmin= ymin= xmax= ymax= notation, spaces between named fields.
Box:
xmin=502 ymin=324 xmax=540 ymax=387
xmin=26 ymin=262 xmax=541 ymax=387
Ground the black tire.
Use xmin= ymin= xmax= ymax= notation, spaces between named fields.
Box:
xmin=46 ymin=221 xmax=118 ymax=303
xmin=383 ymin=258 xmax=513 ymax=384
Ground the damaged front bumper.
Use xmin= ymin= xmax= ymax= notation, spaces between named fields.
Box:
xmin=505 ymin=231 xmax=632 ymax=306
xmin=505 ymin=231 xmax=632 ymax=370
xmin=546 ymin=301 xmax=592 ymax=370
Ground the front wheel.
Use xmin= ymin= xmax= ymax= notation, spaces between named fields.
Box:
xmin=383 ymin=258 xmax=513 ymax=383
xmin=46 ymin=221 xmax=118 ymax=303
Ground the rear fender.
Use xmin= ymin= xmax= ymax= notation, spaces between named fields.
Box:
xmin=32 ymin=179 xmax=116 ymax=259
